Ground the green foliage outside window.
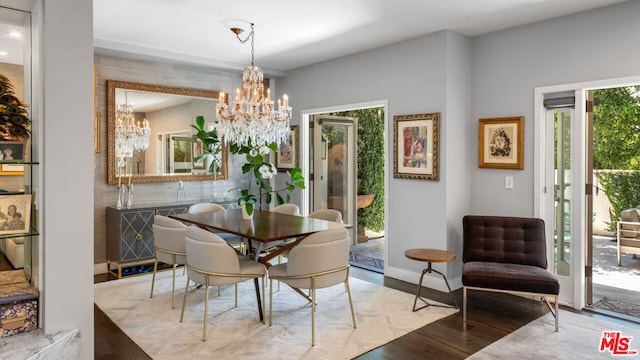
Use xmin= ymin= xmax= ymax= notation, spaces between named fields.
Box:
xmin=593 ymin=86 xmax=640 ymax=231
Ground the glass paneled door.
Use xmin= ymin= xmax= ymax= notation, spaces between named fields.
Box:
xmin=540 ymin=91 xmax=584 ymax=307
xmin=311 ymin=115 xmax=357 ymax=244
xmin=554 ymin=108 xmax=572 ymax=277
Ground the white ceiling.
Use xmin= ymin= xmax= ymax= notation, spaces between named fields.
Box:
xmin=94 ymin=0 xmax=627 ymax=75
xmin=49 ymin=0 xmax=619 ymax=76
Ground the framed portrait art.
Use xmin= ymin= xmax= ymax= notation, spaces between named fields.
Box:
xmin=0 ymin=141 xmax=26 ymax=162
xmin=478 ymin=116 xmax=524 ymax=170
xmin=276 ymin=125 xmax=298 ymax=171
xmin=393 ymin=113 xmax=439 ymax=181
xmin=0 ymin=194 xmax=31 ymax=235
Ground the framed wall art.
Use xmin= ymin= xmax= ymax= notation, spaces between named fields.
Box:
xmin=276 ymin=125 xmax=298 ymax=171
xmin=0 ymin=194 xmax=31 ymax=235
xmin=0 ymin=141 xmax=25 ymax=161
xmin=478 ymin=116 xmax=524 ymax=170
xmin=393 ymin=113 xmax=439 ymax=180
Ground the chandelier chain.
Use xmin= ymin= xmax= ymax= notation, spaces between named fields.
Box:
xmin=234 ymin=23 xmax=256 ymax=66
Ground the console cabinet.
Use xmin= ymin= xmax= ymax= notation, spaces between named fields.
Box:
xmin=106 ymin=204 xmax=190 ymax=278
xmin=106 ymin=200 xmax=235 ymax=278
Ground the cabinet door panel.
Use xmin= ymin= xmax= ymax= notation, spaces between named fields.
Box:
xmin=156 ymin=206 xmax=188 ymax=217
xmin=120 ymin=210 xmax=155 ymax=262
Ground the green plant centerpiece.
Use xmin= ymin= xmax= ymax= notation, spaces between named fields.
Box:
xmin=191 ymin=115 xmax=222 ymax=174
xmin=230 ymin=141 xmax=305 ymax=216
xmin=237 ymin=188 xmax=258 ymax=218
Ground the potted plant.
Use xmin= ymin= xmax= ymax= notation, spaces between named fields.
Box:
xmin=236 ymin=188 xmax=257 ymax=219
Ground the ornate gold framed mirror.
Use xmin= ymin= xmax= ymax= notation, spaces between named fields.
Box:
xmin=106 ymin=80 xmax=228 ymax=184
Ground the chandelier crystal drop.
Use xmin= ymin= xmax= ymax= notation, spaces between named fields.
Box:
xmin=216 ymin=23 xmax=291 ymax=148
xmin=115 ymin=94 xmax=151 ymax=159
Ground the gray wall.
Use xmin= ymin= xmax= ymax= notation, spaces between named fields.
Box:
xmin=281 ymin=30 xmax=472 ymax=286
xmin=280 ymin=0 xmax=640 ymax=288
xmin=470 ymin=0 xmax=640 ymax=216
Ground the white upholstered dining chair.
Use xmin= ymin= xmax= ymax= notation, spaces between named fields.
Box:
xmin=187 ymin=202 xmax=225 ymax=214
xmin=150 ymin=215 xmax=188 ymax=309
xmin=180 ymin=227 xmax=267 ymax=341
xmin=263 ymin=204 xmax=302 ymax=290
xmin=268 ymin=227 xmax=356 ymax=346
xmin=308 ymin=209 xmax=343 ymax=223
xmin=188 ymin=201 xmax=240 ymax=245
xmin=272 ymin=203 xmax=301 ymax=216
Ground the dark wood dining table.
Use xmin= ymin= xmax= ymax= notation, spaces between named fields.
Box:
xmin=169 ymin=208 xmax=351 ymax=321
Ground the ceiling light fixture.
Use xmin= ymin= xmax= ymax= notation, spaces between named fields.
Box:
xmin=216 ymin=23 xmax=291 ymax=148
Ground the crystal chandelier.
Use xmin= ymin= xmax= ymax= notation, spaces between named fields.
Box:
xmin=115 ymin=92 xmax=151 ymax=159
xmin=216 ymin=23 xmax=291 ymax=148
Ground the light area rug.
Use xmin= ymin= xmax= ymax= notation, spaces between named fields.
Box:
xmin=467 ymin=310 xmax=640 ymax=359
xmin=94 ymin=270 xmax=458 ymax=360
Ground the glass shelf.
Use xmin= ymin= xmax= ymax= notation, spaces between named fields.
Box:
xmin=0 ymin=227 xmax=39 ymax=240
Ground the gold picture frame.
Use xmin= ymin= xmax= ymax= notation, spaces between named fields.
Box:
xmin=478 ymin=116 xmax=524 ymax=169
xmin=94 ymin=65 xmax=100 ymax=153
xmin=276 ymin=125 xmax=298 ymax=171
xmin=393 ymin=113 xmax=439 ymax=180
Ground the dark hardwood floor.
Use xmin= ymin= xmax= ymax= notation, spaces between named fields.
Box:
xmin=93 ymin=265 xmax=635 ymax=360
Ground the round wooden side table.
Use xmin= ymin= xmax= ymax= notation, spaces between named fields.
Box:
xmin=404 ymin=248 xmax=459 ymax=312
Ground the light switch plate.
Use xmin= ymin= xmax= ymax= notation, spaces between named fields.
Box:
xmin=505 ymin=176 xmax=514 ymax=189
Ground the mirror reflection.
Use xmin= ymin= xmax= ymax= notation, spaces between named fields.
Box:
xmin=107 ymin=80 xmax=227 ymax=184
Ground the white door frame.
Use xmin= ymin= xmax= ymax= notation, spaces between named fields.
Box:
xmin=299 ymin=99 xmax=389 ymax=270
xmin=534 ymin=75 xmax=640 ymax=310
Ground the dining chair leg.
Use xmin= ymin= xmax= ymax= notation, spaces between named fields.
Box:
xmin=171 ymin=261 xmax=177 ymax=309
xmin=311 ymin=285 xmax=316 ymax=347
xmin=218 ymin=286 xmax=221 ymax=296
xmin=180 ymin=277 xmax=190 ymax=323
xmin=149 ymin=259 xmax=158 ymax=298
xmin=345 ymin=279 xmax=356 ymax=328
xmin=234 ymin=283 xmax=238 ymax=308
xmin=262 ymin=276 xmax=266 ymax=323
xmin=277 ymin=256 xmax=282 ymax=292
xmin=269 ymin=278 xmax=273 ymax=326
xmin=203 ymin=284 xmax=209 ymax=342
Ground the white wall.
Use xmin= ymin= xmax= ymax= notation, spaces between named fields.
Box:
xmin=282 ymin=30 xmax=473 ymax=288
xmin=470 ymin=0 xmax=640 ymax=216
xmin=37 ymin=0 xmax=94 ymax=358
